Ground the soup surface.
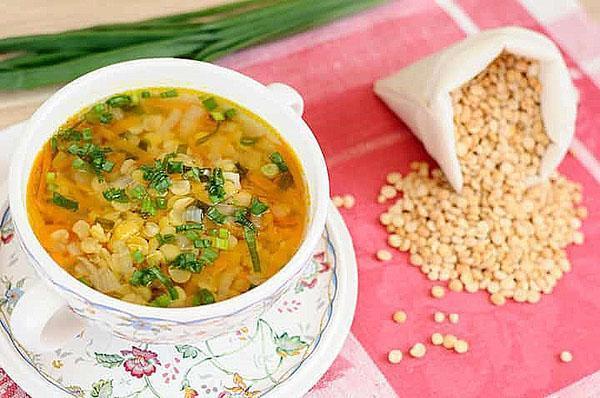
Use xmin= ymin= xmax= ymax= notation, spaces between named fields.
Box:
xmin=27 ymin=87 xmax=308 ymax=307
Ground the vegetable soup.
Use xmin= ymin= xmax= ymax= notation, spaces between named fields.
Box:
xmin=27 ymin=87 xmax=308 ymax=308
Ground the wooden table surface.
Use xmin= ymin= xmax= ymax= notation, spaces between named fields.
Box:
xmin=0 ymin=0 xmax=232 ymax=129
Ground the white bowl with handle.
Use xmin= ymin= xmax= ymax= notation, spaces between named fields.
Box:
xmin=8 ymin=58 xmax=329 ymax=351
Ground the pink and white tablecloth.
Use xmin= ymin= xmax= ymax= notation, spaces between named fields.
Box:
xmin=3 ymin=0 xmax=600 ymax=396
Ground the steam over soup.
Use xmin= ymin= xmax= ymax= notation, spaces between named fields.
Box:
xmin=27 ymin=88 xmax=308 ymax=308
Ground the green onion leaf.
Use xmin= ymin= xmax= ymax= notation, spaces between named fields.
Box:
xmin=141 ymin=196 xmax=157 ymax=216
xmin=206 ymin=206 xmax=226 ymax=224
xmin=243 ymin=226 xmax=260 ymax=272
xmin=249 ymin=197 xmax=268 ymax=216
xmin=151 ymin=294 xmax=171 ymax=307
xmin=269 ymin=151 xmax=288 ymax=172
xmin=175 ymin=223 xmax=204 ymax=232
xmin=141 ymin=91 xmax=151 ymax=99
xmin=202 ymin=96 xmax=218 ymax=111
xmin=102 ymin=187 xmax=129 ymax=203
xmin=160 ymin=89 xmax=178 ymax=98
xmin=130 ymin=185 xmax=147 ymax=200
xmin=210 ymin=111 xmax=225 ymax=122
xmin=106 ymin=94 xmax=132 ymax=108
xmin=132 ymin=249 xmax=144 ymax=264
xmin=130 ymin=266 xmax=178 ymax=300
xmin=194 ymin=238 xmax=212 ymax=248
xmin=171 ymin=252 xmax=203 ymax=273
xmin=192 ymin=288 xmax=216 ymax=305
xmin=155 ymin=197 xmax=167 ymax=209
xmin=224 ymin=108 xmax=236 ymax=119
xmin=156 ymin=233 xmax=175 ymax=246
xmin=206 ymin=167 xmax=225 ymax=203
xmin=52 ymin=192 xmax=79 ymax=211
xmin=99 ymin=112 xmax=113 ymax=124
xmin=81 ymin=128 xmax=93 ymax=141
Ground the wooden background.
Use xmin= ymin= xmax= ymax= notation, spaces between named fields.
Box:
xmin=0 ymin=0 xmax=598 ymax=129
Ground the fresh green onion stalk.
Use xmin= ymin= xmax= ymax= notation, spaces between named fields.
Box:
xmin=0 ymin=0 xmax=386 ymax=90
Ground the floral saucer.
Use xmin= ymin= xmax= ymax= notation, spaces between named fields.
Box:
xmin=0 ymin=122 xmax=358 ymax=398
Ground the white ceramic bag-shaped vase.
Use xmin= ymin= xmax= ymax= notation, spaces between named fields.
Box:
xmin=374 ymin=26 xmax=578 ymax=192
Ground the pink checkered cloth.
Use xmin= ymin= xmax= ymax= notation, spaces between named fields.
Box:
xmin=3 ymin=1 xmax=600 ymax=396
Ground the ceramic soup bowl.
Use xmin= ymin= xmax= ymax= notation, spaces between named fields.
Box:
xmin=8 ymin=58 xmax=329 ymax=351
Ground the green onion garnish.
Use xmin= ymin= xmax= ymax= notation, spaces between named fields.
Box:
xmin=206 ymin=168 xmax=225 ymax=203
xmin=210 ymin=111 xmax=225 ymax=122
xmin=269 ymin=152 xmax=289 ymax=172
xmin=102 ymin=187 xmax=129 ymax=203
xmin=106 ymin=94 xmax=132 ymax=108
xmin=81 ymin=128 xmax=93 ymax=141
xmin=244 ymin=226 xmax=260 ymax=272
xmin=141 ymin=91 xmax=151 ymax=99
xmin=171 ymin=252 xmax=204 ymax=273
xmin=130 ymin=185 xmax=147 ymax=200
xmin=141 ymin=196 xmax=157 ymax=216
xmin=176 ymin=223 xmax=204 ymax=232
xmin=151 ymin=294 xmax=171 ymax=307
xmin=155 ymin=197 xmax=167 ymax=209
xmin=202 ymin=97 xmax=218 ymax=111
xmin=249 ymin=197 xmax=268 ymax=216
xmin=130 ymin=266 xmax=178 ymax=300
xmin=160 ymin=89 xmax=178 ymax=98
xmin=52 ymin=192 xmax=79 ymax=211
xmin=206 ymin=206 xmax=226 ymax=224
xmin=132 ymin=249 xmax=144 ymax=264
xmin=224 ymin=108 xmax=236 ymax=120
xmin=192 ymin=288 xmax=216 ymax=306
xmin=156 ymin=233 xmax=175 ymax=246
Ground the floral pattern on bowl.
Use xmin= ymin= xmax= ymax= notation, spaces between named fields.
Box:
xmin=0 ymin=205 xmax=339 ymax=397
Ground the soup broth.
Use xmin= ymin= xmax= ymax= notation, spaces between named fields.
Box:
xmin=27 ymin=87 xmax=308 ymax=308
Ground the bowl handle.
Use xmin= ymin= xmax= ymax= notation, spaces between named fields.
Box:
xmin=266 ymin=83 xmax=304 ymax=116
xmin=10 ymin=281 xmax=86 ymax=351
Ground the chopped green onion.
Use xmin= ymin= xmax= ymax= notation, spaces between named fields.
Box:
xmin=106 ymin=94 xmax=132 ymax=108
xmin=214 ymin=237 xmax=229 ymax=250
xmin=234 ymin=209 xmax=254 ymax=230
xmin=193 ymin=238 xmax=212 ymax=248
xmin=185 ymin=230 xmax=200 ymax=241
xmin=132 ymin=249 xmax=144 ymax=264
xmin=210 ymin=111 xmax=225 ymax=122
xmin=151 ymin=294 xmax=171 ymax=307
xmin=45 ymin=172 xmax=56 ymax=183
xmin=160 ymin=89 xmax=178 ymax=98
xmin=171 ymin=252 xmax=203 ymax=273
xmin=155 ymin=197 xmax=167 ymax=209
xmin=102 ymin=188 xmax=129 ymax=203
xmin=156 ymin=233 xmax=175 ymax=246
xmin=249 ymin=197 xmax=268 ymax=216
xmin=130 ymin=266 xmax=178 ymax=299
xmin=52 ymin=192 xmax=79 ymax=211
xmin=244 ymin=226 xmax=260 ymax=272
xmin=99 ymin=112 xmax=113 ymax=124
xmin=166 ymin=160 xmax=184 ymax=174
xmin=141 ymin=196 xmax=156 ymax=216
xmin=207 ymin=168 xmax=226 ymax=203
xmin=269 ymin=152 xmax=288 ymax=172
xmin=50 ymin=136 xmax=58 ymax=152
xmin=206 ymin=206 xmax=226 ymax=224
xmin=192 ymin=288 xmax=215 ymax=306
xmin=224 ymin=108 xmax=236 ymax=120
xmin=260 ymin=163 xmax=279 ymax=179
xmin=202 ymin=96 xmax=218 ymax=111
xmin=130 ymin=185 xmax=147 ymax=200
xmin=175 ymin=223 xmax=204 ymax=232
xmin=240 ymin=136 xmax=259 ymax=146
xmin=81 ymin=128 xmax=93 ymax=141
xmin=141 ymin=91 xmax=151 ymax=99
xmin=200 ymin=247 xmax=219 ymax=263
xmin=218 ymin=228 xmax=230 ymax=239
